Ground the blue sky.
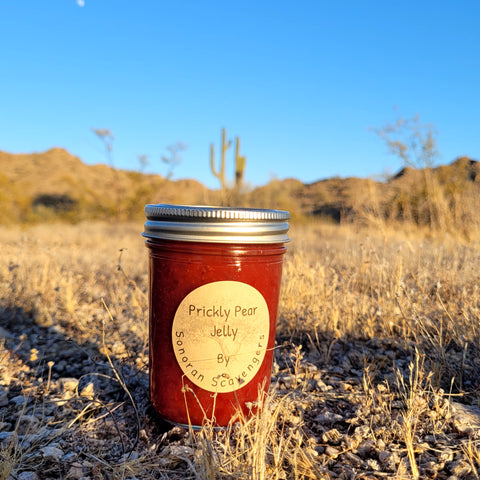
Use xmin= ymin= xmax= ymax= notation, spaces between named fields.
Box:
xmin=1 ymin=1 xmax=479 ymax=188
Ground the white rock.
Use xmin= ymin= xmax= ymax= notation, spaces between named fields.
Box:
xmin=59 ymin=377 xmax=79 ymax=393
xmin=80 ymin=382 xmax=95 ymax=399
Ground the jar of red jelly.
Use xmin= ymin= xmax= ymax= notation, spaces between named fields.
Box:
xmin=143 ymin=204 xmax=290 ymax=427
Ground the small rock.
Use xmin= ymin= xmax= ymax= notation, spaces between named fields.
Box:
xmin=376 ymin=438 xmax=386 ymax=450
xmin=121 ymin=451 xmax=139 ymax=462
xmin=28 ymin=426 xmax=53 ymax=443
xmin=315 ymin=411 xmax=344 ymax=424
xmin=354 ymin=425 xmax=370 ymax=438
xmin=357 ymin=439 xmax=375 ymax=456
xmin=0 ymin=386 xmax=9 ymax=407
xmin=449 ymin=459 xmax=472 ymax=477
xmin=439 ymin=448 xmax=455 ymax=463
xmin=378 ymin=450 xmax=392 ymax=464
xmin=378 ymin=450 xmax=399 ymax=471
xmin=56 ymin=360 xmax=67 ymax=373
xmin=423 ymin=460 xmax=445 ymax=475
xmin=342 ymin=451 xmax=364 ymax=468
xmin=111 ymin=340 xmax=126 ymax=355
xmin=62 ymin=451 xmax=78 ymax=463
xmin=16 ymin=472 xmax=39 ymax=480
xmin=0 ymin=326 xmax=13 ymax=339
xmin=343 ymin=435 xmax=359 ymax=450
xmin=0 ymin=431 xmax=16 ymax=447
xmin=451 ymin=401 xmax=480 ymax=434
xmin=10 ymin=395 xmax=28 ymax=406
xmin=279 ymin=374 xmax=295 ymax=388
xmin=67 ymin=462 xmax=84 ymax=479
xmin=169 ymin=445 xmax=194 ymax=458
xmin=322 ymin=428 xmax=343 ymax=444
xmin=41 ymin=446 xmax=64 ymax=462
xmin=325 ymin=445 xmax=341 ymax=458
xmin=60 ymin=377 xmax=79 ymax=394
xmin=157 ymin=445 xmax=194 ymax=467
xmin=415 ymin=442 xmax=430 ymax=454
xmin=80 ymin=382 xmax=95 ymax=399
xmin=16 ymin=415 xmax=40 ymax=435
xmin=315 ymin=379 xmax=330 ymax=392
xmin=366 ymin=458 xmax=381 ymax=471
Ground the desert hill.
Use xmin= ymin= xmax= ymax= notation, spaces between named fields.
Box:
xmin=1 ymin=148 xmax=480 ymax=227
xmin=0 ymin=148 xmax=212 ymax=223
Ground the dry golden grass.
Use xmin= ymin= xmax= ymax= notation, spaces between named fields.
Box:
xmin=1 ymin=220 xmax=480 ymax=479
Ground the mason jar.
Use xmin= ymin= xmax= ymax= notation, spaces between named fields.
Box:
xmin=143 ymin=204 xmax=290 ymax=427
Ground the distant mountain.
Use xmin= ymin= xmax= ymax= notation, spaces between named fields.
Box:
xmin=0 ymin=148 xmax=212 ymax=223
xmin=1 ymin=147 xmax=479 ymax=225
xmin=292 ymin=156 xmax=480 ymax=224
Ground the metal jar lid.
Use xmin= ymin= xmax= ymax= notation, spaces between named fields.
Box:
xmin=143 ymin=204 xmax=290 ymax=244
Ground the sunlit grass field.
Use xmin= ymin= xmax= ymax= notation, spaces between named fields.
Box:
xmin=1 ymin=221 xmax=480 ymax=479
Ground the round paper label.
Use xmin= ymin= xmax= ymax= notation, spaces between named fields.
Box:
xmin=171 ymin=281 xmax=270 ymax=393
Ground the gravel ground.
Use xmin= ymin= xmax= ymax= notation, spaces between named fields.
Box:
xmin=1 ymin=305 xmax=480 ymax=480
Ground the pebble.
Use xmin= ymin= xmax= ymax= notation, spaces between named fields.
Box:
xmin=378 ymin=450 xmax=399 ymax=471
xmin=0 ymin=386 xmax=9 ymax=407
xmin=322 ymin=428 xmax=343 ymax=444
xmin=80 ymin=382 xmax=95 ymax=399
xmin=0 ymin=326 xmax=13 ymax=339
xmin=67 ymin=462 xmax=84 ymax=479
xmin=439 ymin=449 xmax=455 ymax=463
xmin=325 ymin=446 xmax=341 ymax=458
xmin=41 ymin=445 xmax=64 ymax=462
xmin=315 ymin=411 xmax=344 ymax=424
xmin=449 ymin=459 xmax=472 ymax=477
xmin=378 ymin=450 xmax=389 ymax=462
xmin=10 ymin=395 xmax=28 ymax=406
xmin=342 ymin=451 xmax=365 ymax=468
xmin=16 ymin=472 xmax=39 ymax=480
xmin=60 ymin=377 xmax=79 ymax=393
xmin=169 ymin=445 xmax=194 ymax=457
xmin=16 ymin=414 xmax=40 ymax=435
xmin=366 ymin=458 xmax=381 ymax=471
xmin=451 ymin=401 xmax=480 ymax=434
xmin=62 ymin=451 xmax=78 ymax=463
xmin=0 ymin=431 xmax=16 ymax=446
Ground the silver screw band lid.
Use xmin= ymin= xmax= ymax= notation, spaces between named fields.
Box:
xmin=143 ymin=204 xmax=290 ymax=244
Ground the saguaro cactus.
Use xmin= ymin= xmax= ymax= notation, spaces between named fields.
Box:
xmin=234 ymin=137 xmax=246 ymax=188
xmin=210 ymin=128 xmax=231 ymax=190
xmin=210 ymin=128 xmax=247 ymax=190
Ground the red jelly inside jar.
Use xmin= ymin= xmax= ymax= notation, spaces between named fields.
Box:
xmin=143 ymin=204 xmax=290 ymax=427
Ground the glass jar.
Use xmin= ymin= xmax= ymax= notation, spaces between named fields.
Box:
xmin=143 ymin=204 xmax=290 ymax=427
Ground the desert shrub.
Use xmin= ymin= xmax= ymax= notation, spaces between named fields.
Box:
xmin=32 ymin=193 xmax=77 ymax=212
